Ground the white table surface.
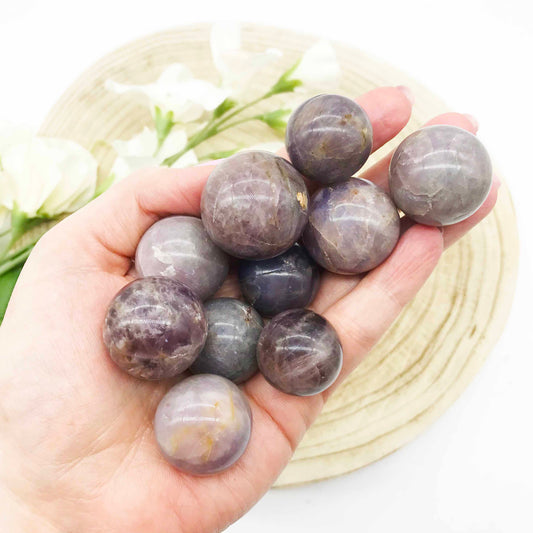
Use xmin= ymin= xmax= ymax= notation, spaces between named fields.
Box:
xmin=1 ymin=1 xmax=532 ymax=531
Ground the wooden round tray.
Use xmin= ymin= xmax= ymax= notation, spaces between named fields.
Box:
xmin=39 ymin=23 xmax=519 ymax=487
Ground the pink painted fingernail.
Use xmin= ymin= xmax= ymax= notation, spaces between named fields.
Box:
xmin=396 ymin=85 xmax=415 ymax=105
xmin=463 ymin=114 xmax=479 ymax=132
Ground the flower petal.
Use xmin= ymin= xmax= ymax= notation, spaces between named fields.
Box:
xmin=291 ymin=40 xmax=340 ymax=92
xmin=39 ymin=139 xmax=98 ymax=214
xmin=171 ymin=149 xmax=198 ymax=168
xmin=210 ymin=22 xmax=282 ymax=97
xmin=106 ymin=64 xmax=229 ymax=122
xmin=1 ymin=137 xmax=97 ymax=217
xmin=112 ymin=127 xmax=159 ymax=158
xmin=1 ymin=140 xmax=62 ymax=216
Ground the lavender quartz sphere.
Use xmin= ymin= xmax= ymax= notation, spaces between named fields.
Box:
xmin=238 ymin=243 xmax=320 ymax=317
xmin=258 ymin=309 xmax=342 ymax=396
xmin=303 ymin=178 xmax=400 ymax=275
xmin=189 ymin=298 xmax=263 ymax=384
xmin=389 ymin=125 xmax=493 ymax=226
xmin=154 ymin=374 xmax=252 ymax=475
xmin=286 ymin=94 xmax=373 ymax=185
xmin=103 ymin=277 xmax=207 ymax=380
xmin=200 ymin=151 xmax=309 ymax=260
xmin=135 ymin=216 xmax=229 ymax=300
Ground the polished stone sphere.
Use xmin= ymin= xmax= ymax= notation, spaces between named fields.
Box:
xmin=189 ymin=298 xmax=263 ymax=383
xmin=154 ymin=374 xmax=252 ymax=475
xmin=103 ymin=277 xmax=207 ymax=380
xmin=135 ymin=216 xmax=229 ymax=300
xmin=303 ymin=178 xmax=400 ymax=275
xmin=238 ymin=243 xmax=320 ymax=317
xmin=257 ymin=309 xmax=343 ymax=396
xmin=200 ymin=151 xmax=309 ymax=260
xmin=389 ymin=125 xmax=493 ymax=226
xmin=286 ymin=94 xmax=373 ymax=185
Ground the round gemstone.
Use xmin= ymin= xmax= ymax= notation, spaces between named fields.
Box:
xmin=389 ymin=125 xmax=492 ymax=226
xmin=200 ymin=151 xmax=309 ymax=260
xmin=257 ymin=308 xmax=343 ymax=396
xmin=189 ymin=298 xmax=263 ymax=384
xmin=154 ymin=374 xmax=252 ymax=475
xmin=238 ymin=243 xmax=320 ymax=317
xmin=303 ymin=178 xmax=400 ymax=275
xmin=135 ymin=216 xmax=229 ymax=300
xmin=286 ymin=94 xmax=373 ymax=185
xmin=103 ymin=277 xmax=207 ymax=380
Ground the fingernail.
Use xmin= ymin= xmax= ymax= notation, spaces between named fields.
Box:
xmin=463 ymin=114 xmax=479 ymax=132
xmin=396 ymin=85 xmax=415 ymax=105
xmin=493 ymin=174 xmax=501 ymax=190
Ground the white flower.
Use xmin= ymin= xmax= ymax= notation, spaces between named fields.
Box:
xmin=210 ymin=21 xmax=282 ymax=97
xmin=106 ymin=64 xmax=229 ymax=123
xmin=291 ymin=40 xmax=340 ymax=92
xmin=110 ymin=127 xmax=197 ymax=182
xmin=0 ymin=136 xmax=98 ymax=218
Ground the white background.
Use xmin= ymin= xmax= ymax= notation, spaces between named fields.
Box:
xmin=1 ymin=1 xmax=532 ymax=531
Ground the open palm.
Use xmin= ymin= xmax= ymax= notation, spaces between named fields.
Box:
xmin=0 ymin=87 xmax=499 ymax=533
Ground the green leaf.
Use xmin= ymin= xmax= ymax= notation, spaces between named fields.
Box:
xmin=268 ymin=60 xmax=303 ymax=95
xmin=213 ymin=98 xmax=238 ymax=119
xmin=0 ymin=263 xmax=23 ymax=324
xmin=94 ymin=174 xmax=116 ymax=198
xmin=199 ymin=148 xmax=240 ymax=161
xmin=10 ymin=206 xmax=48 ymax=243
xmin=257 ymin=109 xmax=292 ymax=132
xmin=154 ymin=106 xmax=175 ymax=149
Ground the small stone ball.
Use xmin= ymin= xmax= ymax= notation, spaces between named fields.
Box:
xmin=286 ymin=94 xmax=373 ymax=185
xmin=200 ymin=151 xmax=309 ymax=260
xmin=154 ymin=374 xmax=252 ymax=475
xmin=103 ymin=277 xmax=207 ymax=380
xmin=389 ymin=125 xmax=492 ymax=226
xmin=303 ymin=178 xmax=400 ymax=275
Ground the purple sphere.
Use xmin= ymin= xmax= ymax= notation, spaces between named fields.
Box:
xmin=286 ymin=94 xmax=373 ymax=185
xmin=135 ymin=216 xmax=229 ymax=300
xmin=238 ymin=243 xmax=320 ymax=317
xmin=257 ymin=309 xmax=343 ymax=396
xmin=389 ymin=125 xmax=493 ymax=226
xmin=303 ymin=178 xmax=400 ymax=275
xmin=154 ymin=374 xmax=252 ymax=475
xmin=103 ymin=277 xmax=207 ymax=380
xmin=200 ymin=151 xmax=309 ymax=260
xmin=189 ymin=298 xmax=263 ymax=384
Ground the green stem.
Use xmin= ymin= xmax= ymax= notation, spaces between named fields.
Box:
xmin=215 ymin=115 xmax=263 ymax=135
xmin=162 ymin=90 xmax=276 ymax=167
xmin=0 ymin=244 xmax=34 ymax=276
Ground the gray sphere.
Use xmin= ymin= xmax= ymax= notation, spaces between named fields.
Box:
xmin=303 ymin=178 xmax=400 ymax=275
xmin=103 ymin=277 xmax=207 ymax=380
xmin=135 ymin=216 xmax=229 ymax=300
xmin=154 ymin=375 xmax=252 ymax=475
xmin=257 ymin=309 xmax=343 ymax=396
xmin=189 ymin=298 xmax=263 ymax=384
xmin=200 ymin=151 xmax=309 ymax=260
xmin=389 ymin=125 xmax=492 ymax=226
xmin=286 ymin=94 xmax=373 ymax=185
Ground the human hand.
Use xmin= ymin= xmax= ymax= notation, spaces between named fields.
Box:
xmin=0 ymin=86 xmax=500 ymax=533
